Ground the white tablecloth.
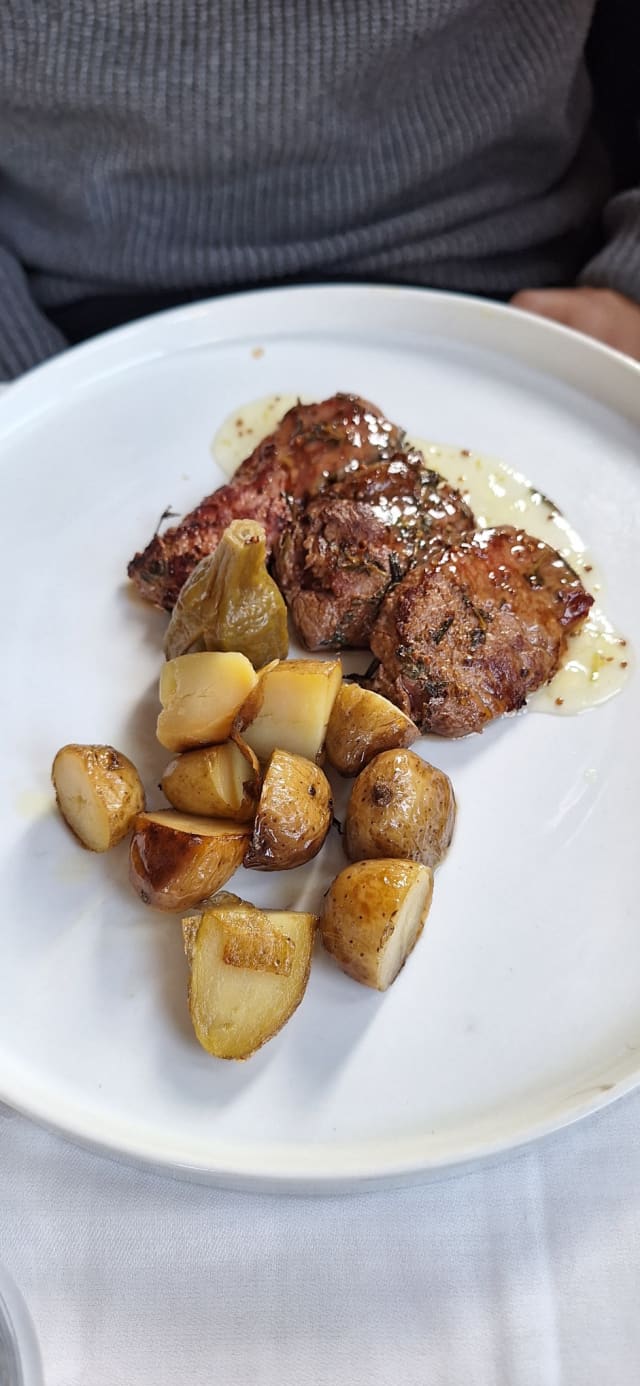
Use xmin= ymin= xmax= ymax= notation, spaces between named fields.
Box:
xmin=1 ymin=1092 xmax=639 ymax=1386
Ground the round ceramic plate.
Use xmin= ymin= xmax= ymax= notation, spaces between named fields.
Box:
xmin=1 ymin=285 xmax=639 ymax=1192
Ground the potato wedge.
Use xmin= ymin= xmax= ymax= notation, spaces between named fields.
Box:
xmin=345 ymin=749 xmax=455 ymax=869
xmin=52 ymin=743 xmax=145 ymax=852
xmin=129 ymin=810 xmax=250 ymax=911
xmin=242 ymin=659 xmax=341 ymax=763
xmin=161 ymin=738 xmax=260 ymax=821
xmin=183 ymin=897 xmax=316 ymax=1058
xmin=156 ymin=651 xmax=257 ymax=753
xmin=325 ymin=683 xmax=419 ymax=776
xmin=244 ymin=749 xmax=332 ymax=871
xmin=320 ymin=859 xmax=433 ymax=990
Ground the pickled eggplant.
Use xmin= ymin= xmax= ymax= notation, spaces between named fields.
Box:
xmin=164 ymin=520 xmax=289 ymax=667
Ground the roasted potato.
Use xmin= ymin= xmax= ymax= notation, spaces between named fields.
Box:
xmin=156 ymin=651 xmax=258 ymax=753
xmin=52 ymin=743 xmax=145 ymax=852
xmin=232 ymin=657 xmax=279 ymax=731
xmin=320 ymin=858 xmax=433 ymax=990
xmin=183 ymin=896 xmax=316 ymax=1058
xmin=164 ymin=519 xmax=288 ymax=668
xmin=161 ymin=738 xmax=260 ymax=821
xmin=244 ymin=749 xmax=332 ymax=871
xmin=325 ymin=682 xmax=419 ymax=776
xmin=345 ymin=749 xmax=455 ymax=869
xmin=242 ymin=659 xmax=341 ymax=763
xmin=129 ymin=810 xmax=250 ymax=911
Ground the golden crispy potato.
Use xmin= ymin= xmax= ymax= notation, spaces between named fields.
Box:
xmin=183 ymin=897 xmax=316 ymax=1058
xmin=244 ymin=749 xmax=332 ymax=871
xmin=164 ymin=520 xmax=288 ymax=667
xmin=242 ymin=659 xmax=341 ymax=764
xmin=156 ymin=651 xmax=257 ymax=753
xmin=161 ymin=738 xmax=260 ymax=821
xmin=320 ymin=858 xmax=433 ymax=990
xmin=345 ymin=749 xmax=455 ymax=869
xmin=52 ymin=744 xmax=145 ymax=852
xmin=325 ymin=682 xmax=419 ymax=776
xmin=129 ymin=810 xmax=250 ymax=911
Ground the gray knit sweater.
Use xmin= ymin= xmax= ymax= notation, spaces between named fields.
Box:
xmin=1 ymin=1 xmax=638 ymax=380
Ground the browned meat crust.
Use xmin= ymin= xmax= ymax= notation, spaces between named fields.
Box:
xmin=127 ymin=394 xmax=405 ymax=609
xmin=234 ymin=392 xmax=405 ymax=496
xmin=369 ymin=526 xmax=594 ymax=736
xmin=128 ymin=478 xmax=291 ymax=614
xmin=324 ymin=452 xmax=475 ymax=556
xmin=274 ymin=495 xmax=398 ymax=649
xmin=274 ymin=454 xmax=475 ymax=649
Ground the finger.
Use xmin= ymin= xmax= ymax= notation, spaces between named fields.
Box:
xmin=510 ymin=289 xmax=585 ymax=328
xmin=511 ymin=288 xmax=640 ymax=361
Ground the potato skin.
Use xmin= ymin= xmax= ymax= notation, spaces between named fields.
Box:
xmin=345 ymin=748 xmax=455 ymax=869
xmin=244 ymin=749 xmax=333 ymax=871
xmin=52 ymin=743 xmax=145 ymax=851
xmin=161 ymin=739 xmax=260 ymax=821
xmin=325 ymin=683 xmax=419 ymax=776
xmin=129 ymin=811 xmax=250 ymax=911
xmin=320 ymin=858 xmax=433 ymax=989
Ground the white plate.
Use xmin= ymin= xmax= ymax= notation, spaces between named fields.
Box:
xmin=1 ymin=285 xmax=639 ymax=1192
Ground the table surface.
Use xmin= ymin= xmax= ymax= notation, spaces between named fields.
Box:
xmin=2 ymin=1090 xmax=640 ymax=1386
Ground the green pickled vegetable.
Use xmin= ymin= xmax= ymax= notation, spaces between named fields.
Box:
xmin=164 ymin=520 xmax=289 ymax=668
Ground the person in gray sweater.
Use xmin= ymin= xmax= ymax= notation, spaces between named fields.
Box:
xmin=0 ymin=0 xmax=639 ymax=380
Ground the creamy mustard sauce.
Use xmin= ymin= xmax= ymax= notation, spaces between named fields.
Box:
xmin=212 ymin=397 xmax=631 ymax=717
xmin=212 ymin=393 xmax=303 ymax=476
xmin=527 ymin=607 xmax=630 ymax=715
xmin=408 ymin=439 xmax=599 ymax=585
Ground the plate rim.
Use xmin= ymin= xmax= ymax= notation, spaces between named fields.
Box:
xmin=2 ymin=281 xmax=639 ymax=1191
xmin=1 ymin=1054 xmax=639 ymax=1193
xmin=1 ymin=281 xmax=639 ymax=435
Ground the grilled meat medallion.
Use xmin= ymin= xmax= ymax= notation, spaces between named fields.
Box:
xmin=370 ymin=526 xmax=594 ymax=736
xmin=274 ymin=453 xmax=475 ymax=650
xmin=128 ymin=394 xmax=405 ymax=610
xmin=275 ymin=494 xmax=398 ymax=650
xmin=325 ymin=452 xmax=475 ymax=555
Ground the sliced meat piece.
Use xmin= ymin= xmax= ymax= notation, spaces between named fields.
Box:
xmin=369 ymin=526 xmax=594 ymax=736
xmin=275 ymin=496 xmax=397 ymax=649
xmin=234 ymin=393 xmax=406 ymax=497
xmin=326 ymin=452 xmax=475 ymax=560
xmin=273 ymin=454 xmax=475 ymax=650
xmin=128 ymin=394 xmax=405 ymax=609
xmin=127 ymin=468 xmax=292 ymax=611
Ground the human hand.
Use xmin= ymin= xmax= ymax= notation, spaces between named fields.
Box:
xmin=510 ymin=287 xmax=640 ymax=362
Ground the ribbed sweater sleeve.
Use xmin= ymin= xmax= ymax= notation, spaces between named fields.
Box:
xmin=0 ymin=1 xmax=635 ymax=378
xmin=0 ymin=244 xmax=67 ymax=381
xmin=579 ymin=189 xmax=640 ymax=304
